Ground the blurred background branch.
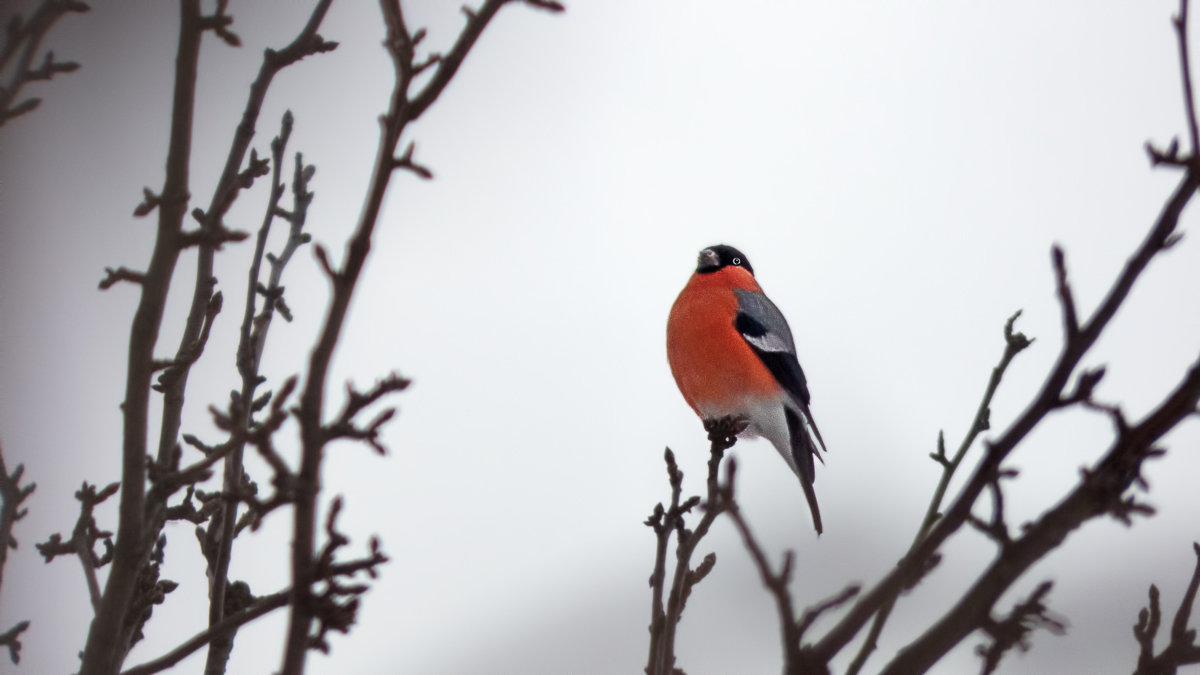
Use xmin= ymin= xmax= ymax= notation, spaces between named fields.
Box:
xmin=0 ymin=0 xmax=89 ymax=127
xmin=1133 ymin=543 xmax=1200 ymax=674
xmin=0 ymin=444 xmax=34 ymax=664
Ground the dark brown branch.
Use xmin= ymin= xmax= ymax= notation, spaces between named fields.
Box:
xmin=797 ymin=585 xmax=861 ymax=640
xmin=323 ymin=374 xmax=411 ymax=455
xmin=120 ymin=589 xmax=290 ymax=675
xmin=305 ymin=497 xmax=389 ymax=654
xmin=1171 ymin=543 xmax=1200 ymax=648
xmin=645 ymin=416 xmax=743 ymax=675
xmin=99 ymin=267 xmax=146 ymax=290
xmin=0 ymin=443 xmax=35 ymax=664
xmin=974 ymin=581 xmax=1066 ymax=674
xmin=204 ymin=109 xmax=310 ymax=674
xmin=1176 ymin=0 xmax=1200 ymax=158
xmin=282 ymin=0 xmax=558 ymax=669
xmin=0 ymin=0 xmax=89 ymax=127
xmin=644 ymin=448 xmax=684 ymax=675
xmin=0 ymin=620 xmax=30 ymax=665
xmin=721 ymin=458 xmax=802 ymax=671
xmin=392 ymin=141 xmax=433 ymax=179
xmin=813 ymin=129 xmax=1200 ymax=673
xmin=1147 ymin=137 xmax=1189 ymax=167
xmin=82 ymin=1 xmax=337 ymax=670
xmin=78 ymin=3 xmax=204 ymax=668
xmin=198 ymin=0 xmax=241 ymax=48
xmin=1052 ymin=246 xmax=1079 ymax=338
xmin=966 ymin=468 xmax=1017 ymax=548
xmin=1133 ymin=543 xmax=1200 ymax=675
xmin=879 ymin=355 xmax=1200 ymax=674
xmin=153 ymin=289 xmax=222 ymax=394
xmin=217 ymin=376 xmax=299 ymax=535
xmin=37 ymin=481 xmax=119 ymax=612
xmin=0 ymin=443 xmax=34 ymax=600
xmin=845 ymin=312 xmax=1031 ymax=675
xmin=153 ymin=0 xmax=334 ymax=482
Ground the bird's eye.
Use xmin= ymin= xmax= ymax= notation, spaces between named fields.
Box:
xmin=733 ymin=257 xmax=741 ymax=265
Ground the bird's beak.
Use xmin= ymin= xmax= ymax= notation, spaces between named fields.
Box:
xmin=697 ymin=248 xmax=719 ymax=271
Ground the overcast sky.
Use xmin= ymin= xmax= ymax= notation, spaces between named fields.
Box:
xmin=3 ymin=1 xmax=1200 ymax=673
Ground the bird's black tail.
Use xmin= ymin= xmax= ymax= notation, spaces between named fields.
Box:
xmin=785 ymin=407 xmax=823 ymax=535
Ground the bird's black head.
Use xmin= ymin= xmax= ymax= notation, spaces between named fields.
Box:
xmin=696 ymin=244 xmax=754 ymax=275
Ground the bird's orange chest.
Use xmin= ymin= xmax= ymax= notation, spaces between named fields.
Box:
xmin=666 ymin=271 xmax=780 ymax=415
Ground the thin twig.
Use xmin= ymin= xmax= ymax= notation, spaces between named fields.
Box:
xmin=0 ymin=443 xmax=35 ymax=664
xmin=80 ymin=1 xmax=337 ymax=670
xmin=120 ymin=589 xmax=290 ymax=675
xmin=814 ymin=125 xmax=1200 ymax=675
xmin=0 ymin=0 xmax=89 ymax=127
xmin=1133 ymin=543 xmax=1200 ymax=674
xmin=36 ymin=482 xmax=119 ymax=613
xmin=282 ymin=1 xmax=561 ymax=669
xmin=880 ymin=356 xmax=1200 ymax=674
xmin=721 ymin=458 xmax=802 ymax=671
xmin=0 ymin=443 xmax=34 ymax=603
xmin=1175 ymin=0 xmax=1200 ymax=157
xmin=814 ymin=3 xmax=1200 ymax=665
xmin=796 ymin=584 xmax=861 ymax=639
xmin=0 ymin=620 xmax=31 ymax=665
xmin=77 ymin=2 xmax=205 ymax=670
xmin=203 ymin=109 xmax=309 ymax=674
xmin=645 ymin=417 xmax=742 ymax=675
xmin=845 ymin=312 xmax=1031 ymax=675
xmin=644 ymin=448 xmax=685 ymax=675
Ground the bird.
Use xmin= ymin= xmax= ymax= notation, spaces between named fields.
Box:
xmin=666 ymin=244 xmax=828 ymax=534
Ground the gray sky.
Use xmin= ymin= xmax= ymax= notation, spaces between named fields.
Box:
xmin=2 ymin=1 xmax=1200 ymax=673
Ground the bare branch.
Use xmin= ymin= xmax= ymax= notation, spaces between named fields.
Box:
xmin=1175 ymin=0 xmax=1200 ymax=158
xmin=818 ymin=103 xmax=1200 ymax=673
xmin=79 ymin=3 xmax=207 ymax=666
xmin=797 ymin=584 xmax=861 ymax=639
xmin=846 ymin=311 xmax=1031 ymax=674
xmin=721 ymin=457 xmax=802 ymax=669
xmin=645 ymin=416 xmax=743 ymax=675
xmin=197 ymin=0 xmax=242 ymax=48
xmin=975 ymin=581 xmax=1066 ymax=674
xmin=82 ymin=0 xmax=338 ymax=668
xmin=1051 ymin=245 xmax=1079 ymax=339
xmin=0 ymin=443 xmax=35 ymax=596
xmin=120 ymin=589 xmax=290 ymax=675
xmin=36 ymin=481 xmax=119 ymax=612
xmin=392 ymin=141 xmax=433 ymax=179
xmin=0 ymin=443 xmax=35 ymax=663
xmin=282 ymin=0 xmax=561 ymax=667
xmin=204 ymin=110 xmax=313 ymax=673
xmin=1133 ymin=543 xmax=1200 ymax=674
xmin=323 ymin=374 xmax=411 ymax=455
xmin=305 ymin=497 xmax=389 ymax=654
xmin=0 ymin=620 xmax=31 ymax=665
xmin=965 ymin=468 xmax=1016 ymax=549
xmin=878 ymin=355 xmax=1200 ymax=674
xmin=0 ymin=0 xmax=90 ymax=127
xmin=99 ymin=266 xmax=147 ymax=290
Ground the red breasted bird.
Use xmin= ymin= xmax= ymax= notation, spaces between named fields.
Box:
xmin=666 ymin=244 xmax=827 ymax=534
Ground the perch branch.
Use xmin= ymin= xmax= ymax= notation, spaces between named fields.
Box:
xmin=645 ymin=416 xmax=743 ymax=675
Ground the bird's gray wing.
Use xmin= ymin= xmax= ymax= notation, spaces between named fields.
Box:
xmin=733 ymin=288 xmax=810 ymax=406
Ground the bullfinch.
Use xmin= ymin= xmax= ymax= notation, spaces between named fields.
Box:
xmin=666 ymin=244 xmax=827 ymax=534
